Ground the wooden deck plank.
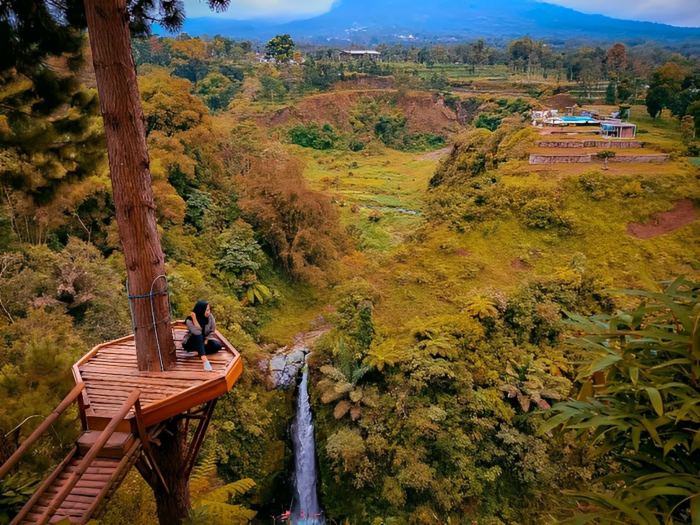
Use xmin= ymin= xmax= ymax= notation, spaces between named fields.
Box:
xmin=81 ymin=366 xmax=220 ymax=381
xmin=62 ymin=466 xmax=118 ymax=475
xmin=81 ymin=372 xmax=203 ymax=386
xmin=97 ymin=348 xmax=225 ymax=359
xmin=80 ymin=370 xmax=209 ymax=386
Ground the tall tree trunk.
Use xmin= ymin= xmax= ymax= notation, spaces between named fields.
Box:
xmin=83 ymin=0 xmax=175 ymax=371
xmin=151 ymin=419 xmax=191 ymax=525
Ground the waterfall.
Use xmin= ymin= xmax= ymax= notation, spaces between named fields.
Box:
xmin=290 ymin=363 xmax=324 ymax=524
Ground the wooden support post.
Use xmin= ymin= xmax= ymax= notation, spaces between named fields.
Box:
xmin=77 ymin=393 xmax=89 ymax=431
xmin=134 ymin=398 xmax=169 ymax=494
xmin=182 ymin=400 xmax=217 ymax=480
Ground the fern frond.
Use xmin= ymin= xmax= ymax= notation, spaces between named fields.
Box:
xmin=364 ymin=340 xmax=408 ymax=371
xmin=194 ymin=502 xmax=257 ymax=524
xmin=203 ymin=478 xmax=256 ymax=504
xmin=320 ymin=365 xmax=347 ymax=382
xmin=189 ymin=448 xmax=218 ymax=498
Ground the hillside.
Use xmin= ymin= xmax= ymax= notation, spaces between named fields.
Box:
xmin=177 ymin=0 xmax=700 ymax=43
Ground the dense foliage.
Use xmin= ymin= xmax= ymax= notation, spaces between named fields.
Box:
xmin=311 ymin=273 xmax=613 ymax=522
xmin=543 ymin=278 xmax=700 ymax=524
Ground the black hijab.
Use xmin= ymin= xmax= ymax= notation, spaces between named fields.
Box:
xmin=193 ymin=300 xmax=209 ymax=330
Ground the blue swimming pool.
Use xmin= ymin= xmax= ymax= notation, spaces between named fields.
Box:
xmin=559 ymin=116 xmax=597 ymax=123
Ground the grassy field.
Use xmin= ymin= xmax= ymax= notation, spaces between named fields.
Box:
xmin=386 ymin=62 xmax=512 ymax=81
xmin=260 ymin=99 xmax=700 ymax=344
xmin=291 ymin=145 xmax=438 ymax=248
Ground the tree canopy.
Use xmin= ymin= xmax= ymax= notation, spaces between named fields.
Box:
xmin=265 ymin=34 xmax=296 ymax=63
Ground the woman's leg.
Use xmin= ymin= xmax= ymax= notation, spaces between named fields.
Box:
xmin=204 ymin=339 xmax=222 ymax=355
xmin=184 ymin=334 xmax=206 ymax=357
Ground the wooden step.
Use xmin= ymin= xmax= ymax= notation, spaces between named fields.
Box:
xmin=16 ymin=455 xmax=118 ymax=524
xmin=77 ymin=431 xmax=135 ymax=459
xmin=14 ymin=439 xmax=141 ymax=525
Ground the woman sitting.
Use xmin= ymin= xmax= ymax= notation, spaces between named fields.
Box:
xmin=182 ymin=300 xmax=222 ymax=371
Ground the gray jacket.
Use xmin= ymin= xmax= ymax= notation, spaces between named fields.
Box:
xmin=183 ymin=313 xmax=217 ymax=345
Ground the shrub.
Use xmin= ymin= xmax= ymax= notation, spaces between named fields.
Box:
xmin=374 ymin=114 xmax=408 ymax=147
xmin=403 ymin=133 xmax=445 ymax=151
xmin=184 ymin=190 xmax=212 ymax=231
xmin=368 ymin=210 xmax=383 ymax=222
xmin=542 ymin=278 xmax=700 ymax=524
xmin=506 ymin=98 xmax=531 ymax=114
xmin=288 ymin=123 xmax=338 ymax=150
xmin=215 ymin=222 xmax=264 ymax=292
xmin=577 ymin=171 xmax=609 ymax=200
xmin=349 ymin=139 xmax=365 ymax=152
xmin=620 ymin=180 xmax=643 ymax=198
xmin=521 ymin=198 xmax=572 ymax=231
xmin=474 ymin=114 xmax=502 ymax=131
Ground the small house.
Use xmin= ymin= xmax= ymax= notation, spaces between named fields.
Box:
xmin=600 ymin=119 xmax=637 ymax=138
xmin=340 ymin=50 xmax=381 ymax=61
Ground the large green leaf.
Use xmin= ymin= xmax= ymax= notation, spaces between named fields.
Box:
xmin=644 ymin=387 xmax=664 ymax=416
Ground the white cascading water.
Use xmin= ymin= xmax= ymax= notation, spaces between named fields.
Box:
xmin=290 ymin=363 xmax=324 ymax=524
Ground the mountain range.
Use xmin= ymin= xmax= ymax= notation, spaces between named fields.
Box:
xmin=173 ymin=0 xmax=700 ymax=44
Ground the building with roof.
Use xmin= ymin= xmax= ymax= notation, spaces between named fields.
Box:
xmin=600 ymin=119 xmax=637 ymax=138
xmin=340 ymin=49 xmax=381 ymax=61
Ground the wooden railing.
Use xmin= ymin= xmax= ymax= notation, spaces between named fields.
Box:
xmin=35 ymin=389 xmax=141 ymax=525
xmin=0 ymin=383 xmax=85 ymax=480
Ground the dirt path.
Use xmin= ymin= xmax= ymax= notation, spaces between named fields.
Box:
xmin=417 ymin=146 xmax=452 ymax=161
xmin=627 ymin=199 xmax=697 ymax=239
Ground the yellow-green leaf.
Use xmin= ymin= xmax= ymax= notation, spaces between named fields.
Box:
xmin=644 ymin=387 xmax=664 ymax=416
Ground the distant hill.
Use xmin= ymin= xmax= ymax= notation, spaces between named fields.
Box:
xmin=174 ymin=0 xmax=700 ymax=44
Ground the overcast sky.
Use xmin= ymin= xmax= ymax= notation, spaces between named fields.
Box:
xmin=182 ymin=0 xmax=700 ymax=27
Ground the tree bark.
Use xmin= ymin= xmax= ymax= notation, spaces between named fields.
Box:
xmin=150 ymin=419 xmax=191 ymax=525
xmin=82 ymin=0 xmax=175 ymax=371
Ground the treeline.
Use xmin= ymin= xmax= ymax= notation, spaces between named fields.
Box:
xmin=133 ymin=36 xmax=251 ymax=110
xmin=646 ymin=62 xmax=700 ymax=135
xmin=135 ymin=33 xmax=699 ymax=114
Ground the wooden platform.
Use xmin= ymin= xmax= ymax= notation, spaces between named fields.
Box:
xmin=4 ymin=322 xmax=243 ymax=525
xmin=73 ymin=322 xmax=243 ymax=430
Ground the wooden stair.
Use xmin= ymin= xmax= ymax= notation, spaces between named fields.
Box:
xmin=2 ymin=323 xmax=244 ymax=524
xmin=15 ymin=437 xmax=141 ymax=524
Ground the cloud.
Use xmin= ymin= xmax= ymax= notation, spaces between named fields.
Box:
xmin=182 ymin=0 xmax=335 ymax=20
xmin=543 ymin=0 xmax=700 ymax=27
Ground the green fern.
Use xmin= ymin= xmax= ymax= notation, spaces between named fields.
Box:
xmin=203 ymin=479 xmax=256 ymax=504
xmin=243 ymin=282 xmax=273 ymax=305
xmin=186 ymin=449 xmax=257 ymax=525
xmin=363 ymin=340 xmax=408 ymax=371
xmin=185 ymin=502 xmax=256 ymax=525
xmin=463 ymin=295 xmax=498 ymax=319
xmin=417 ymin=335 xmax=459 ymax=359
xmin=189 ymin=448 xmax=218 ymax=499
xmin=317 ymin=361 xmax=375 ymax=421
